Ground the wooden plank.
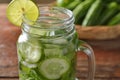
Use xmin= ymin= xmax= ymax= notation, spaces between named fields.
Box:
xmin=0 ymin=18 xmax=20 ymax=77
xmin=0 ymin=4 xmax=20 ymax=77
xmin=76 ymin=48 xmax=120 ymax=78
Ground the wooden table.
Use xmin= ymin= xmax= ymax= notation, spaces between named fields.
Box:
xmin=0 ymin=4 xmax=120 ymax=80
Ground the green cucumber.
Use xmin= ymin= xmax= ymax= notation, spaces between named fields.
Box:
xmin=56 ymin=0 xmax=74 ymax=7
xmin=98 ymin=2 xmax=119 ymax=25
xmin=73 ymin=0 xmax=94 ymax=24
xmin=82 ymin=0 xmax=104 ymax=26
xmin=66 ymin=0 xmax=82 ymax=10
xmin=39 ymin=58 xmax=70 ymax=79
xmin=108 ymin=12 xmax=120 ymax=25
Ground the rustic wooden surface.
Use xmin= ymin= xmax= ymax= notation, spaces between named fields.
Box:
xmin=0 ymin=4 xmax=120 ymax=80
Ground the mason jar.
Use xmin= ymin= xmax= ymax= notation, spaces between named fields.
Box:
xmin=17 ymin=6 xmax=95 ymax=80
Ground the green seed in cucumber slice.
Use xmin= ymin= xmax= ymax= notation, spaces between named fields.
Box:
xmin=39 ymin=58 xmax=70 ymax=80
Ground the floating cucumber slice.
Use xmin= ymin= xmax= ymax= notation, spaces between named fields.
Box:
xmin=25 ymin=46 xmax=42 ymax=63
xmin=39 ymin=58 xmax=70 ymax=79
xmin=52 ymin=38 xmax=68 ymax=45
xmin=18 ymin=34 xmax=42 ymax=63
xmin=44 ymin=48 xmax=63 ymax=57
xmin=18 ymin=41 xmax=42 ymax=63
xmin=43 ymin=43 xmax=61 ymax=48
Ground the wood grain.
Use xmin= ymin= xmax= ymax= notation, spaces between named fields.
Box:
xmin=76 ymin=24 xmax=120 ymax=40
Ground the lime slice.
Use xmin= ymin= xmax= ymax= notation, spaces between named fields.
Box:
xmin=39 ymin=58 xmax=70 ymax=79
xmin=6 ymin=0 xmax=39 ymax=26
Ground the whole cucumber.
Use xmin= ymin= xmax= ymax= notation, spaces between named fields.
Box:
xmin=73 ymin=0 xmax=94 ymax=24
xmin=56 ymin=0 xmax=73 ymax=7
xmin=108 ymin=13 xmax=120 ymax=26
xmin=66 ymin=0 xmax=82 ymax=10
xmin=82 ymin=0 xmax=104 ymax=26
xmin=99 ymin=2 xmax=119 ymax=25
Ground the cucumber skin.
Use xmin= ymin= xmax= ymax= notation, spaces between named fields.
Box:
xmin=82 ymin=0 xmax=104 ymax=26
xmin=98 ymin=2 xmax=119 ymax=25
xmin=108 ymin=12 xmax=120 ymax=26
xmin=73 ymin=0 xmax=94 ymax=24
xmin=56 ymin=0 xmax=74 ymax=7
xmin=66 ymin=0 xmax=82 ymax=10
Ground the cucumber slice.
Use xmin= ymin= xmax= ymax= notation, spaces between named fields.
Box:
xmin=52 ymin=38 xmax=68 ymax=45
xmin=39 ymin=58 xmax=70 ymax=79
xmin=26 ymin=49 xmax=41 ymax=63
xmin=18 ymin=41 xmax=42 ymax=63
xmin=44 ymin=48 xmax=63 ymax=57
xmin=18 ymin=34 xmax=42 ymax=63
xmin=25 ymin=46 xmax=41 ymax=63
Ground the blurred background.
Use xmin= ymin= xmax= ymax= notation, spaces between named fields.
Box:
xmin=0 ymin=0 xmax=55 ymax=3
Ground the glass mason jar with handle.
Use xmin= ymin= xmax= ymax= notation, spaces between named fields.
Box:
xmin=17 ymin=6 xmax=95 ymax=80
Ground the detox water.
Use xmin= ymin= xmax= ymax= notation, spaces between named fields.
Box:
xmin=17 ymin=30 xmax=78 ymax=80
xmin=17 ymin=6 xmax=95 ymax=80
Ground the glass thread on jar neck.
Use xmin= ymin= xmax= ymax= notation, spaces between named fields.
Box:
xmin=22 ymin=6 xmax=75 ymax=38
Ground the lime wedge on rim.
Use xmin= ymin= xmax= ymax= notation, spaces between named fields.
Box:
xmin=6 ymin=0 xmax=39 ymax=27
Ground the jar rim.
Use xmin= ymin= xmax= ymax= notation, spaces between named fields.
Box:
xmin=22 ymin=6 xmax=74 ymax=29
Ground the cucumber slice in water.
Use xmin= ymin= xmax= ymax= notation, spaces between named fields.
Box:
xmin=25 ymin=47 xmax=41 ymax=63
xmin=44 ymin=48 xmax=63 ymax=57
xmin=19 ymin=41 xmax=42 ymax=63
xmin=39 ymin=58 xmax=70 ymax=79
xmin=52 ymin=38 xmax=68 ymax=45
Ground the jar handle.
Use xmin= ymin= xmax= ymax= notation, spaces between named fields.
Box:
xmin=77 ymin=40 xmax=95 ymax=80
